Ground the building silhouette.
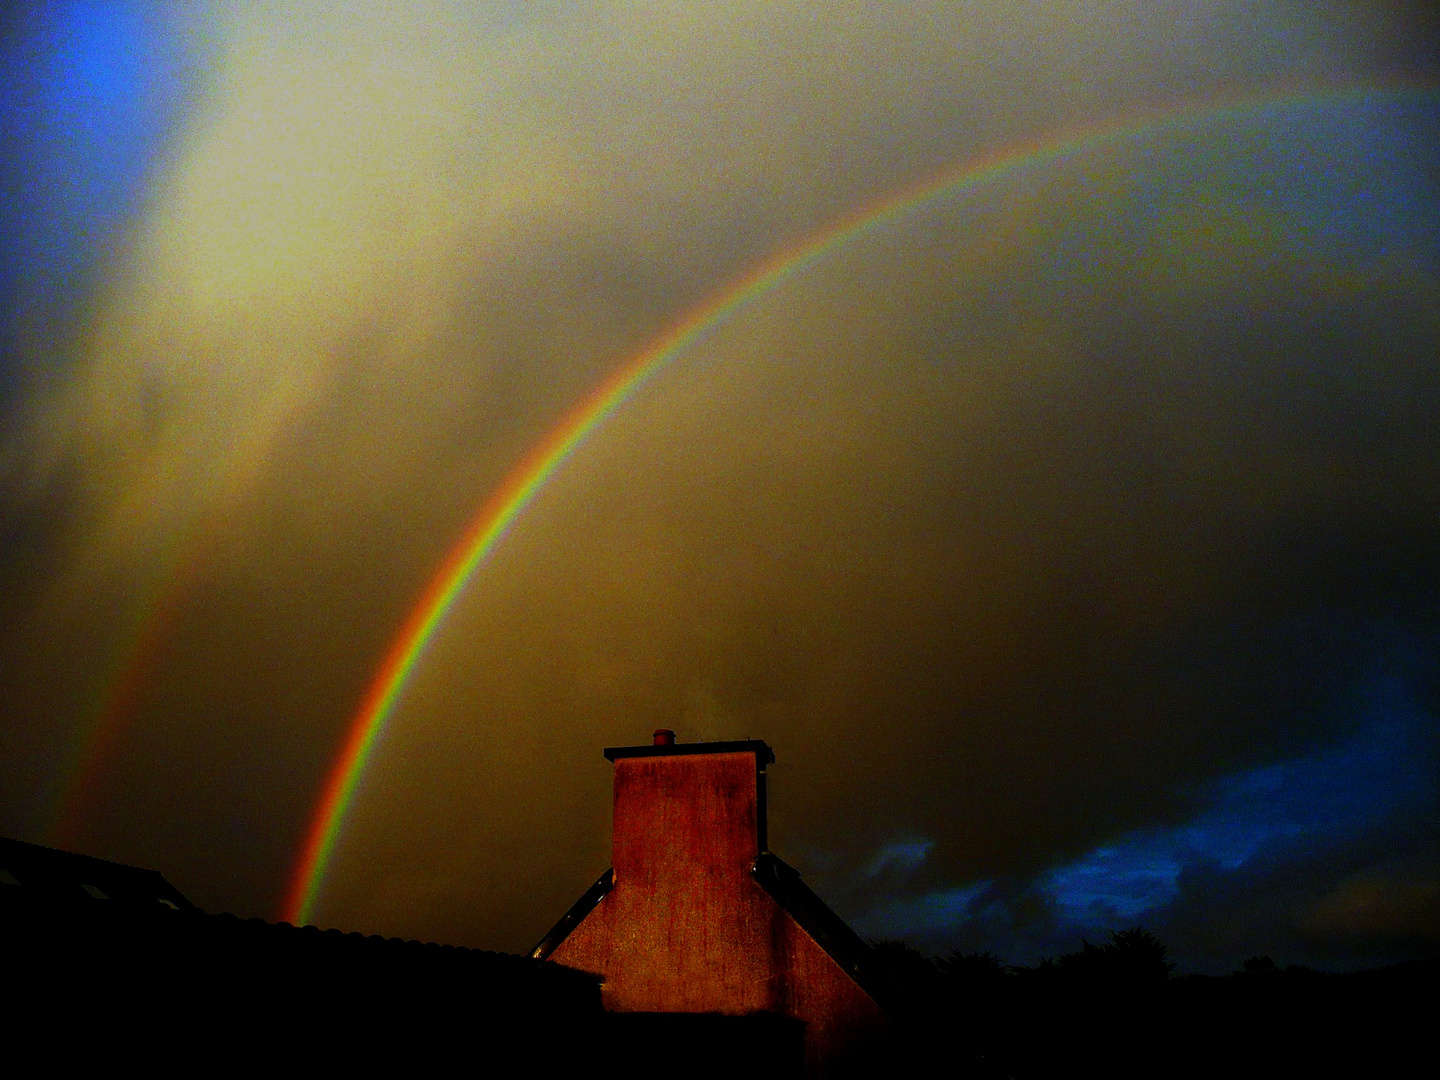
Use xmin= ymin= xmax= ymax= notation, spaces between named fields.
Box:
xmin=534 ymin=731 xmax=887 ymax=1074
xmin=1 ymin=834 xmax=601 ymax=1070
xmin=3 ymin=736 xmax=889 ymax=1075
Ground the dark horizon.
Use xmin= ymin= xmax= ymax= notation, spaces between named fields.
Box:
xmin=4 ymin=831 xmax=1432 ymax=1078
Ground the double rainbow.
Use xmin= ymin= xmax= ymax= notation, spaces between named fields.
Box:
xmin=90 ymin=84 xmax=1414 ymax=927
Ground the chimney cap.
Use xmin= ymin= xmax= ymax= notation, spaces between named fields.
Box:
xmin=604 ymin=738 xmax=775 ymax=766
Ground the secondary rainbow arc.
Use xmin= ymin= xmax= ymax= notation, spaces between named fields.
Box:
xmin=285 ymin=83 xmax=1436 ymax=926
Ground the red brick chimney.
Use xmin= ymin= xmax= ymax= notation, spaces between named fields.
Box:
xmin=535 ymin=735 xmax=885 ymax=1074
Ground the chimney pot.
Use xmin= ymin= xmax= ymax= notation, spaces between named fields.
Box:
xmin=652 ymin=728 xmax=676 ymax=746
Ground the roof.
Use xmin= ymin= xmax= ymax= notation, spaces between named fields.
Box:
xmin=603 ymin=738 xmax=775 ymax=764
xmin=532 ymin=868 xmax=613 ymax=960
xmin=534 ymin=850 xmax=882 ymax=1007
xmin=750 ymin=851 xmax=882 ymax=1001
xmin=1 ymin=837 xmax=605 ymax=1068
xmin=3 ymin=833 xmax=602 ymax=1012
xmin=0 ymin=834 xmax=196 ymax=910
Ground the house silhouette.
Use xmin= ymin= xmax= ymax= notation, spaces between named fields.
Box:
xmin=534 ymin=731 xmax=888 ymax=1074
xmin=2 ymin=737 xmax=884 ymax=1076
xmin=0 ymin=834 xmax=601 ymax=1070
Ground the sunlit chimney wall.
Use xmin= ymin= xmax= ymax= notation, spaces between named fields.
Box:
xmin=545 ymin=737 xmax=885 ymax=1074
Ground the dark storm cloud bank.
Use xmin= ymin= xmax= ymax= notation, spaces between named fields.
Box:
xmin=812 ymin=102 xmax=1440 ymax=970
xmin=853 ymin=645 xmax=1440 ymax=969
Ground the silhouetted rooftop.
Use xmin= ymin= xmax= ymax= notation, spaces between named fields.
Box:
xmin=0 ymin=834 xmax=195 ymax=910
xmin=751 ymin=851 xmax=880 ymax=998
xmin=3 ymin=833 xmax=603 ymax=1068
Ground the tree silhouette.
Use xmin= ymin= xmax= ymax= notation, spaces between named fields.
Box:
xmin=845 ymin=930 xmax=1435 ymax=1080
xmin=1103 ymin=927 xmax=1175 ymax=984
xmin=1049 ymin=927 xmax=1173 ymax=987
xmin=1243 ymin=955 xmax=1279 ymax=976
xmin=865 ymin=939 xmax=944 ymax=1016
xmin=937 ymin=949 xmax=1008 ymax=984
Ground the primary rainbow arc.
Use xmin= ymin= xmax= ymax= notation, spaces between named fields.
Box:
xmin=284 ymin=83 xmax=1434 ymax=926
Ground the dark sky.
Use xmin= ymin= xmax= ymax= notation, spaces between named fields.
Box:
xmin=1 ymin=1 xmax=1438 ymax=972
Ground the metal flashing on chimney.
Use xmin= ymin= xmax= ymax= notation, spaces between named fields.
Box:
xmin=602 ymin=738 xmax=775 ymax=764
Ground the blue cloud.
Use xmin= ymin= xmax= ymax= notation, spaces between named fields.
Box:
xmin=1042 ymin=674 xmax=1432 ymax=926
xmin=849 ymin=667 xmax=1435 ymax=948
xmin=856 ymin=881 xmax=991 ymax=939
xmin=866 ymin=838 xmax=934 ymax=877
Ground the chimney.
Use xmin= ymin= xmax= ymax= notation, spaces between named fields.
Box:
xmin=537 ymin=734 xmax=888 ymax=1068
xmin=604 ymin=737 xmax=775 ymax=888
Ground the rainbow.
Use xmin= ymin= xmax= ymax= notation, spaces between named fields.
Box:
xmin=50 ymin=428 xmax=293 ymax=844
xmin=49 ymin=522 xmax=219 ymax=847
xmin=50 ymin=571 xmax=189 ymax=846
xmin=281 ymin=83 xmax=1434 ymax=926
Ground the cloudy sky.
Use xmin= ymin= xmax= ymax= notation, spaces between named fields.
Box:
xmin=2 ymin=1 xmax=1437 ymax=971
